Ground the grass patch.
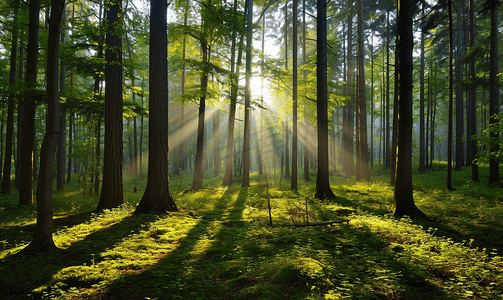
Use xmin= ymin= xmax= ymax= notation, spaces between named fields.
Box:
xmin=1 ymin=164 xmax=502 ymax=299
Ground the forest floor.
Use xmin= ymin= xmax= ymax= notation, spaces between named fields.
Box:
xmin=1 ymin=163 xmax=502 ymax=299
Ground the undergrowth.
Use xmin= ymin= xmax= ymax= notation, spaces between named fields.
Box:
xmin=0 ymin=163 xmax=502 ymax=299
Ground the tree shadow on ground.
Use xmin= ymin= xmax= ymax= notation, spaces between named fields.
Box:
xmin=99 ymin=187 xmax=249 ymax=299
xmin=0 ymin=211 xmax=98 ymax=252
xmin=325 ymin=225 xmax=450 ymax=299
xmin=1 ymin=213 xmax=159 ymax=299
xmin=312 ymin=193 xmax=503 ymax=251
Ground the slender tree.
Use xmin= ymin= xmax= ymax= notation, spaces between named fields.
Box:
xmin=343 ymin=1 xmax=354 ymax=179
xmin=222 ymin=0 xmax=244 ymax=187
xmin=29 ymin=0 xmax=65 ymax=251
xmin=447 ymin=0 xmax=454 ymax=190
xmin=96 ymin=0 xmax=124 ymax=210
xmin=2 ymin=1 xmax=19 ymax=194
xmin=135 ymin=0 xmax=177 ymax=214
xmin=241 ymin=0 xmax=253 ymax=187
xmin=394 ymin=0 xmax=425 ymax=217
xmin=315 ymin=0 xmax=335 ymax=199
xmin=291 ymin=0 xmax=298 ymax=190
xmin=356 ymin=0 xmax=369 ymax=181
xmin=487 ymin=0 xmax=500 ymax=185
xmin=213 ymin=110 xmax=220 ymax=177
xmin=455 ymin=0 xmax=465 ymax=171
xmin=468 ymin=0 xmax=479 ymax=181
xmin=418 ymin=1 xmax=426 ymax=174
xmin=56 ymin=5 xmax=67 ymax=191
xmin=302 ymin=0 xmax=310 ymax=181
xmin=18 ymin=0 xmax=41 ymax=206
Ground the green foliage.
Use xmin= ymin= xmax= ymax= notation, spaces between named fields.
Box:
xmin=474 ymin=113 xmax=503 ymax=164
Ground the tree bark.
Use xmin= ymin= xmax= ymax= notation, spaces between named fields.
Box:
xmin=385 ymin=8 xmax=391 ymax=168
xmin=242 ymin=0 xmax=253 ymax=187
xmin=315 ymin=0 xmax=335 ymax=199
xmin=419 ymin=2 xmax=426 ymax=174
xmin=343 ymin=2 xmax=354 ymax=179
xmin=394 ymin=0 xmax=425 ymax=217
xmin=487 ymin=0 xmax=500 ymax=185
xmin=29 ymin=0 xmax=65 ymax=251
xmin=222 ymin=0 xmax=243 ymax=186
xmin=455 ymin=0 xmax=465 ymax=171
xmin=356 ymin=0 xmax=369 ymax=181
xmin=19 ymin=0 xmax=41 ymax=206
xmin=57 ymin=5 xmax=67 ymax=191
xmin=67 ymin=109 xmax=73 ymax=183
xmin=96 ymin=0 xmax=124 ymax=210
xmin=447 ymin=0 xmax=454 ymax=190
xmin=468 ymin=0 xmax=479 ymax=181
xmin=291 ymin=0 xmax=298 ymax=190
xmin=135 ymin=0 xmax=177 ymax=213
xmin=2 ymin=2 xmax=19 ymax=194
xmin=213 ymin=110 xmax=220 ymax=177
xmin=191 ymin=41 xmax=208 ymax=191
xmin=302 ymin=0 xmax=310 ymax=181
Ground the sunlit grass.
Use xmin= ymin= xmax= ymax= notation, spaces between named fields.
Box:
xmin=1 ymin=164 xmax=502 ymax=299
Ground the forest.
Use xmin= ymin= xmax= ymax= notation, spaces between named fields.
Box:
xmin=0 ymin=0 xmax=502 ymax=298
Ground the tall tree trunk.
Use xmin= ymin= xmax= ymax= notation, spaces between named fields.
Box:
xmin=242 ymin=0 xmax=253 ymax=187
xmin=447 ymin=0 xmax=454 ymax=190
xmin=259 ymin=16 xmax=265 ymax=176
xmin=431 ymin=65 xmax=437 ymax=166
xmin=15 ymin=45 xmax=24 ymax=190
xmin=468 ymin=0 xmax=479 ymax=181
xmin=394 ymin=0 xmax=425 ymax=217
xmin=302 ymin=0 xmax=310 ymax=181
xmin=140 ymin=78 xmax=145 ymax=177
xmin=455 ymin=0 xmax=465 ymax=171
xmin=57 ymin=5 xmax=67 ymax=191
xmin=213 ymin=110 xmax=220 ymax=177
xmin=135 ymin=0 xmax=177 ymax=213
xmin=390 ymin=26 xmax=399 ymax=185
xmin=19 ymin=0 xmax=41 ymax=206
xmin=283 ymin=1 xmax=290 ymax=181
xmin=356 ymin=0 xmax=369 ymax=181
xmin=222 ymin=0 xmax=244 ymax=187
xmin=2 ymin=2 xmax=19 ymax=194
xmin=191 ymin=39 xmax=208 ymax=191
xmin=419 ymin=2 xmax=426 ymax=174
xmin=94 ymin=116 xmax=101 ymax=197
xmin=385 ymin=8 xmax=391 ymax=168
xmin=67 ymin=110 xmax=73 ymax=183
xmin=176 ymin=10 xmax=188 ymax=175
xmin=29 ymin=0 xmax=65 ymax=251
xmin=370 ymin=34 xmax=374 ymax=171
xmin=426 ymin=57 xmax=431 ymax=168
xmin=284 ymin=120 xmax=290 ymax=179
xmin=291 ymin=0 xmax=298 ymax=190
xmin=315 ymin=0 xmax=335 ymax=199
xmin=487 ymin=0 xmax=500 ymax=185
xmin=97 ymin=0 xmax=124 ymax=210
xmin=343 ymin=2 xmax=354 ymax=179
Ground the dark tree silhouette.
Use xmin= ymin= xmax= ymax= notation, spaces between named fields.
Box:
xmin=242 ymin=0 xmax=252 ymax=187
xmin=96 ymin=0 xmax=124 ymax=211
xmin=394 ymin=0 xmax=425 ymax=217
xmin=135 ymin=0 xmax=177 ymax=214
xmin=487 ymin=0 xmax=500 ymax=186
xmin=315 ymin=0 xmax=335 ymax=199
xmin=29 ymin=0 xmax=65 ymax=251
xmin=18 ymin=0 xmax=40 ymax=206
xmin=2 ymin=1 xmax=19 ymax=194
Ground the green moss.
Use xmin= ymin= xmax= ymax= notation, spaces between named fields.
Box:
xmin=1 ymin=169 xmax=503 ymax=299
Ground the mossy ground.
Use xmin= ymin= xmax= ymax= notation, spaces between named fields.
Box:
xmin=1 ymin=163 xmax=502 ymax=299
